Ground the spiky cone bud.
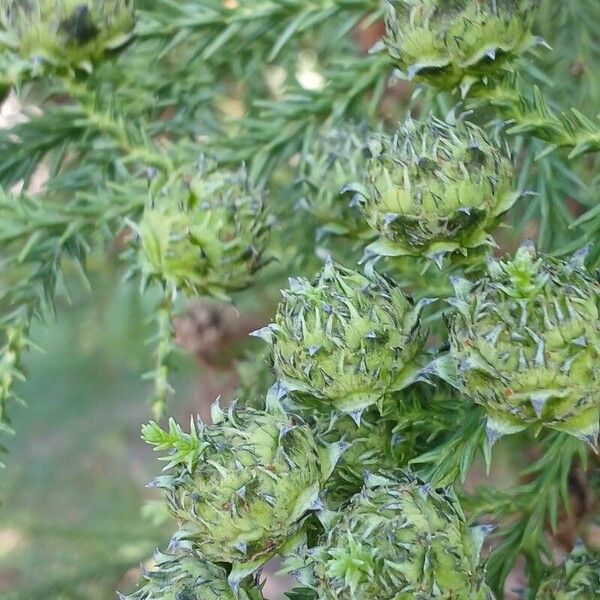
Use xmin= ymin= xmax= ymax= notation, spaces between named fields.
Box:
xmin=1 ymin=1 xmax=135 ymax=75
xmin=256 ymin=260 xmax=430 ymax=418
xmin=383 ymin=0 xmax=540 ymax=93
xmin=121 ymin=550 xmax=264 ymax=600
xmin=446 ymin=242 xmax=600 ymax=446
xmin=134 ymin=166 xmax=271 ymax=300
xmin=307 ymin=473 xmax=493 ymax=599
xmin=535 ymin=543 xmax=600 ymax=599
xmin=297 ymin=124 xmax=374 ymax=241
xmin=351 ymin=116 xmax=520 ymax=266
xmin=143 ymin=401 xmax=327 ymax=583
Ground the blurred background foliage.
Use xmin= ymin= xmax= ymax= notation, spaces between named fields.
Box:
xmin=0 ymin=268 xmax=189 ymax=599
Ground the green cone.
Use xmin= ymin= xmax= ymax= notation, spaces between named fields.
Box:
xmin=308 ymin=473 xmax=493 ymax=599
xmin=447 ymin=242 xmax=600 ymax=446
xmin=257 ymin=259 xmax=429 ymax=418
xmin=135 ymin=166 xmax=271 ymax=299
xmin=383 ymin=0 xmax=540 ymax=93
xmin=351 ymin=116 xmax=520 ymax=265
xmin=297 ymin=124 xmax=374 ymax=241
xmin=1 ymin=0 xmax=135 ymax=74
xmin=121 ymin=550 xmax=264 ymax=600
xmin=143 ymin=401 xmax=323 ymax=580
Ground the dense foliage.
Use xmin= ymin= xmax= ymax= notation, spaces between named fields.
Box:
xmin=2 ymin=0 xmax=600 ymax=598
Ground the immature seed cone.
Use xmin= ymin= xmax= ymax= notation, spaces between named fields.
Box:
xmin=447 ymin=242 xmax=600 ymax=446
xmin=256 ymin=259 xmax=429 ymax=418
xmin=308 ymin=473 xmax=493 ymax=599
xmin=122 ymin=550 xmax=264 ymax=600
xmin=297 ymin=124 xmax=374 ymax=241
xmin=1 ymin=1 xmax=135 ymax=73
xmin=351 ymin=116 xmax=519 ymax=265
xmin=136 ymin=166 xmax=271 ymax=299
xmin=383 ymin=0 xmax=540 ymax=92
xmin=535 ymin=543 xmax=600 ymax=599
xmin=143 ymin=401 xmax=323 ymax=577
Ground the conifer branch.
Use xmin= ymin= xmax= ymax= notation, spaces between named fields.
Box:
xmin=410 ymin=407 xmax=488 ymax=488
xmin=469 ymin=77 xmax=600 ymax=158
xmin=2 ymin=3 xmax=600 ymax=598
xmin=470 ymin=434 xmax=587 ymax=595
xmin=58 ymin=78 xmax=177 ymax=174
xmin=145 ymin=295 xmax=176 ymax=420
xmin=212 ymin=52 xmax=393 ymax=179
xmin=136 ymin=0 xmax=379 ymax=61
